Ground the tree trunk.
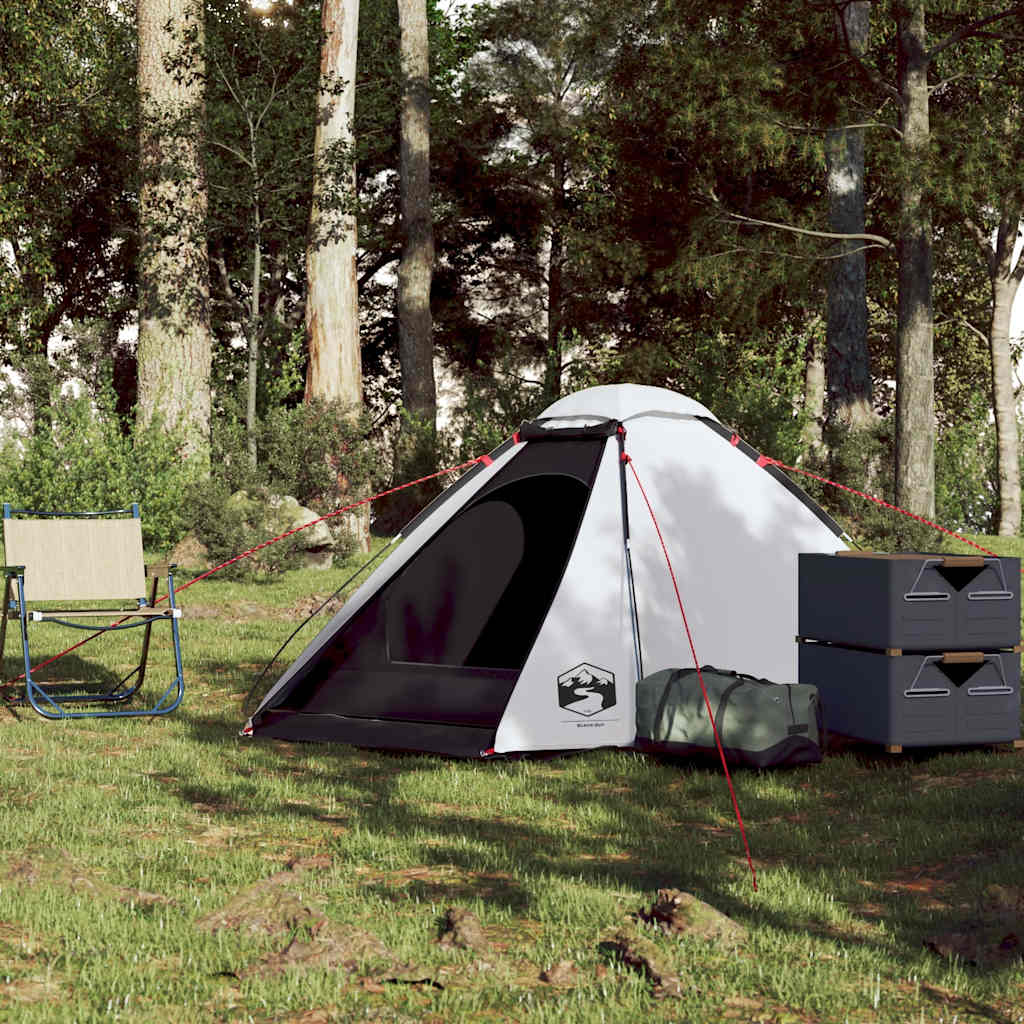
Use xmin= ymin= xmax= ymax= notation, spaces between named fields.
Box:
xmin=988 ymin=211 xmax=1023 ymax=535
xmin=396 ymin=0 xmax=436 ymax=455
xmin=305 ymin=0 xmax=361 ymax=412
xmin=247 ymin=213 xmax=261 ymax=468
xmin=895 ymin=2 xmax=935 ymax=518
xmin=825 ymin=0 xmax=874 ymax=432
xmin=136 ymin=0 xmax=212 ymax=465
xmin=800 ymin=323 xmax=826 ymax=459
xmin=543 ymin=153 xmax=568 ymax=405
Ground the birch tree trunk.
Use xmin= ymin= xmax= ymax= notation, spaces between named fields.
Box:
xmin=895 ymin=2 xmax=935 ymax=518
xmin=305 ymin=0 xmax=361 ymax=412
xmin=825 ymin=0 xmax=874 ymax=432
xmin=986 ymin=212 xmax=1024 ymax=535
xmin=136 ymin=0 xmax=212 ymax=465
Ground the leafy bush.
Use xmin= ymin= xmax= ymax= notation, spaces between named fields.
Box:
xmin=184 ymin=399 xmax=382 ymax=578
xmin=182 ymin=480 xmax=320 ymax=580
xmin=0 ymin=392 xmax=199 ymax=550
xmin=934 ymin=390 xmax=998 ymax=536
xmin=209 ymin=397 xmax=382 ymax=509
xmin=800 ymin=418 xmax=946 ymax=552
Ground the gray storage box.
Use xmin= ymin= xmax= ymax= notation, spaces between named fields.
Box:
xmin=798 ymin=642 xmax=1021 ymax=747
xmin=799 ymin=552 xmax=1020 ymax=650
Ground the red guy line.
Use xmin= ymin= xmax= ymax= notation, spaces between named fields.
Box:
xmin=760 ymin=458 xmax=1010 ymax=564
xmin=623 ymin=453 xmax=758 ymax=892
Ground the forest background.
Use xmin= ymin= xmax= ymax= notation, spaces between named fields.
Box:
xmin=2 ymin=0 xmax=1024 ymax=564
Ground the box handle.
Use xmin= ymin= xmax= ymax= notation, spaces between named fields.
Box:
xmin=903 ymin=558 xmax=950 ymax=602
xmin=966 ymin=558 xmax=1012 ymax=600
xmin=905 ymin=654 xmax=952 ymax=699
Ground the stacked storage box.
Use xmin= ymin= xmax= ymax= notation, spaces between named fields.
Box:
xmin=797 ymin=552 xmax=1022 ymax=750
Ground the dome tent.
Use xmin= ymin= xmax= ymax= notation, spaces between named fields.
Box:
xmin=245 ymin=384 xmax=850 ymax=756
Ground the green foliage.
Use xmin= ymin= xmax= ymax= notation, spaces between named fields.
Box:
xmin=183 ymin=399 xmax=383 ymax=579
xmin=0 ymin=1 xmax=137 ymax=374
xmin=202 ymin=0 xmax=324 ymax=411
xmin=210 ymin=398 xmax=382 ymax=511
xmin=447 ymin=358 xmax=550 ymax=461
xmin=934 ymin=391 xmax=999 ymax=536
xmin=182 ymin=480 xmax=314 ymax=581
xmin=579 ymin=325 xmax=813 ymax=463
xmin=0 ymin=392 xmax=199 ymax=550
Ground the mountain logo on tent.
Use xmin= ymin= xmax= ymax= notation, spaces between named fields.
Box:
xmin=557 ymin=663 xmax=616 ymax=717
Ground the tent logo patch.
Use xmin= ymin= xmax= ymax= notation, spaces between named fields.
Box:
xmin=557 ymin=663 xmax=616 ymax=717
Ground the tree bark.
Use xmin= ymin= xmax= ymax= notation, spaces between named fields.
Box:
xmin=305 ymin=0 xmax=361 ymax=412
xmin=895 ymin=2 xmax=935 ymax=518
xmin=136 ymin=0 xmax=212 ymax=465
xmin=396 ymin=0 xmax=437 ymax=448
xmin=248 ymin=210 xmax=261 ymax=468
xmin=825 ymin=0 xmax=874 ymax=432
xmin=987 ymin=211 xmax=1024 ymax=535
xmin=801 ymin=323 xmax=827 ymax=458
xmin=544 ymin=153 xmax=567 ymax=405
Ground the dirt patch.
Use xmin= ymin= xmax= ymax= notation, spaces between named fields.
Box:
xmin=438 ymin=908 xmax=488 ymax=952
xmin=196 ymin=855 xmax=438 ymax=986
xmin=196 ymin=856 xmax=333 ymax=938
xmin=358 ymin=863 xmax=521 ymax=905
xmin=291 ymin=595 xmax=346 ymax=620
xmin=599 ymin=927 xmax=683 ymax=999
xmin=0 ymin=973 xmax=67 ymax=1005
xmin=4 ymin=852 xmax=174 ymax=908
xmin=637 ymin=888 xmax=747 ymax=947
xmin=925 ymin=884 xmax=1024 ymax=968
xmin=238 ymin=920 xmax=394 ymax=979
xmin=539 ymin=959 xmax=579 ymax=986
xmin=179 ymin=600 xmax=270 ymax=622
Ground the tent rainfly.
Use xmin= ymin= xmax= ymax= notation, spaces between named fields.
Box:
xmin=244 ymin=384 xmax=851 ymax=757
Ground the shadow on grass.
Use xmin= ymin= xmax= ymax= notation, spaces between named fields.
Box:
xmin=150 ymin=658 xmax=1024 ymax=989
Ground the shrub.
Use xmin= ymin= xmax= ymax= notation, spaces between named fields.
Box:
xmin=184 ymin=399 xmax=382 ymax=578
xmin=182 ymin=480 xmax=320 ymax=580
xmin=209 ymin=398 xmax=382 ymax=510
xmin=0 ymin=392 xmax=200 ymax=551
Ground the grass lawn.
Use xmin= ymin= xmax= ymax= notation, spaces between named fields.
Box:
xmin=1 ymin=535 xmax=1023 ymax=1023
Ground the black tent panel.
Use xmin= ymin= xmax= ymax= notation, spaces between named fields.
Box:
xmin=254 ymin=710 xmax=498 ymax=759
xmin=387 ymin=499 xmax=526 ymax=665
xmin=258 ymin=436 xmax=607 ymax=744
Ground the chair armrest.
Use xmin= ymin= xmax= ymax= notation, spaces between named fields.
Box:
xmin=2 ymin=565 xmax=25 ymax=577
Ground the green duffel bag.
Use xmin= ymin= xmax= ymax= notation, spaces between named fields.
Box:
xmin=635 ymin=665 xmax=824 ymax=768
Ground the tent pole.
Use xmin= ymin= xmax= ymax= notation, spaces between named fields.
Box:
xmin=617 ymin=428 xmax=644 ymax=682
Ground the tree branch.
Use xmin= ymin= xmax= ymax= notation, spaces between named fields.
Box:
xmin=208 ymin=138 xmax=253 ymax=167
xmin=709 ymin=243 xmax=889 ymax=262
xmin=722 ymin=210 xmax=893 ymax=250
xmin=935 ymin=316 xmax=988 ymax=346
xmin=776 ymin=119 xmax=902 ymax=137
xmin=926 ymin=5 xmax=1024 ymax=62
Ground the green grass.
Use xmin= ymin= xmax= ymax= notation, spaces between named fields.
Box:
xmin=1 ymin=542 xmax=1023 ymax=1023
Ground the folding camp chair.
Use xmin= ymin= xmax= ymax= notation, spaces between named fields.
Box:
xmin=0 ymin=502 xmax=184 ymax=719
